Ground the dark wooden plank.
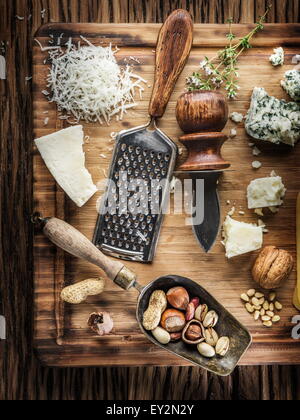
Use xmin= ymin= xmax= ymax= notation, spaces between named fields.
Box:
xmin=1 ymin=0 xmax=300 ymax=401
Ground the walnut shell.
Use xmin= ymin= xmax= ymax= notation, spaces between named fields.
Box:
xmin=252 ymin=246 xmax=294 ymax=290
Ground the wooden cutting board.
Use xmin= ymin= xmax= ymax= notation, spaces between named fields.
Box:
xmin=33 ymin=23 xmax=300 ymax=367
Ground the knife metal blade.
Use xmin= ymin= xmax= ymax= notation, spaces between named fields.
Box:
xmin=191 ymin=171 xmax=223 ymax=253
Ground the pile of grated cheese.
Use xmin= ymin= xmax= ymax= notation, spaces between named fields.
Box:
xmin=36 ymin=36 xmax=146 ymax=124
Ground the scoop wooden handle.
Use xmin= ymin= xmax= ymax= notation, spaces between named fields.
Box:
xmin=148 ymin=9 xmax=193 ymax=119
xmin=42 ymin=218 xmax=136 ymax=290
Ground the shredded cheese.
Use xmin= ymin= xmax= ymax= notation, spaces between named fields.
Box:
xmin=37 ymin=37 xmax=146 ymax=125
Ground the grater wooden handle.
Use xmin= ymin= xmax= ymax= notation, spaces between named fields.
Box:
xmin=148 ymin=9 xmax=193 ymax=119
xmin=42 ymin=218 xmax=137 ymax=290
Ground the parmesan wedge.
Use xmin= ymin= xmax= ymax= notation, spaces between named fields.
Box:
xmin=35 ymin=126 xmax=97 ymax=207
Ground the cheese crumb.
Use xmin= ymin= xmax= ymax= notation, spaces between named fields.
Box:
xmin=252 ymin=161 xmax=262 ymax=169
xmin=252 ymin=147 xmax=261 ymax=156
xmin=230 ymin=112 xmax=244 ymax=123
xmin=269 ymin=47 xmax=285 ymax=67
xmin=281 ymin=69 xmax=300 ymax=101
xmin=230 ymin=128 xmax=237 ymax=138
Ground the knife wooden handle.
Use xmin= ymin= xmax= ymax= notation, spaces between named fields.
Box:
xmin=294 ymin=193 xmax=300 ymax=310
xmin=42 ymin=217 xmax=136 ymax=290
xmin=148 ymin=9 xmax=193 ymax=119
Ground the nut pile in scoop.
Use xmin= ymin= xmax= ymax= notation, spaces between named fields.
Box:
xmin=142 ymin=286 xmax=230 ymax=359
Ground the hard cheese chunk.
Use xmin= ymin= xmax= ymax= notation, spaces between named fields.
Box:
xmin=35 ymin=125 xmax=97 ymax=207
xmin=223 ymin=216 xmax=263 ymax=259
xmin=245 ymin=87 xmax=300 ymax=146
xmin=247 ymin=175 xmax=286 ymax=209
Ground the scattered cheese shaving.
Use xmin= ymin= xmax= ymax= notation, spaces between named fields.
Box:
xmin=44 ymin=117 xmax=49 ymax=126
xmin=228 ymin=207 xmax=236 ymax=216
xmin=15 ymin=15 xmax=25 ymax=20
xmin=37 ymin=37 xmax=146 ymax=125
xmin=136 ymin=230 xmax=147 ymax=242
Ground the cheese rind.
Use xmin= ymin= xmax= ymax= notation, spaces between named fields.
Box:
xmin=245 ymin=87 xmax=300 ymax=146
xmin=247 ymin=175 xmax=286 ymax=210
xmin=222 ymin=216 xmax=263 ymax=259
xmin=35 ymin=125 xmax=97 ymax=207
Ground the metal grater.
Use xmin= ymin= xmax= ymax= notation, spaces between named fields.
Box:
xmin=93 ymin=122 xmax=177 ymax=262
xmin=93 ymin=9 xmax=193 ymax=262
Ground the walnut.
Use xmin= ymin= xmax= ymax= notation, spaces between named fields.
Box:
xmin=252 ymin=246 xmax=294 ymax=290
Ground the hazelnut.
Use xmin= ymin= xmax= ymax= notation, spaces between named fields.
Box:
xmin=182 ymin=320 xmax=204 ymax=345
xmin=166 ymin=287 xmax=189 ymax=310
xmin=160 ymin=309 xmax=186 ymax=333
xmin=185 ymin=324 xmax=202 ymax=341
xmin=252 ymin=246 xmax=294 ymax=290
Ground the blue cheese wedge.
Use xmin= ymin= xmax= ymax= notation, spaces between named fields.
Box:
xmin=35 ymin=125 xmax=97 ymax=207
xmin=245 ymin=87 xmax=300 ymax=146
xmin=222 ymin=216 xmax=263 ymax=259
xmin=269 ymin=47 xmax=285 ymax=66
xmin=281 ymin=69 xmax=300 ymax=101
xmin=247 ymin=174 xmax=286 ymax=209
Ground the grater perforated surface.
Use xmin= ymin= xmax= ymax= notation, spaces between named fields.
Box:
xmin=93 ymin=125 xmax=177 ymax=262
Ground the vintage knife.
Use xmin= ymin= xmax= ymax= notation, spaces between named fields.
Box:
xmin=176 ymin=90 xmax=230 ymax=253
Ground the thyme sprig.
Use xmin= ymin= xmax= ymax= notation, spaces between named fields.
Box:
xmin=187 ymin=4 xmax=272 ymax=99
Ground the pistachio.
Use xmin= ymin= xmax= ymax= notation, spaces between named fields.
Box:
xmin=203 ymin=310 xmax=219 ymax=328
xmin=263 ymin=321 xmax=273 ymax=327
xmin=246 ymin=303 xmax=255 ymax=313
xmin=262 ymin=315 xmax=271 ymax=322
xmin=241 ymin=293 xmax=250 ymax=303
xmin=275 ymin=301 xmax=283 ymax=311
xmin=253 ymin=305 xmax=262 ymax=311
xmin=269 ymin=292 xmax=276 ymax=302
xmin=269 ymin=303 xmax=274 ymax=312
xmin=194 ymin=304 xmax=208 ymax=322
xmin=272 ymin=315 xmax=281 ymax=323
xmin=254 ymin=311 xmax=260 ymax=321
xmin=152 ymin=327 xmax=171 ymax=345
xmin=216 ymin=337 xmax=230 ymax=357
xmin=204 ymin=328 xmax=219 ymax=347
xmin=247 ymin=289 xmax=256 ymax=297
xmin=255 ymin=292 xmax=264 ymax=298
xmin=266 ymin=311 xmax=274 ymax=318
xmin=258 ymin=298 xmax=265 ymax=306
xmin=197 ymin=342 xmax=216 ymax=358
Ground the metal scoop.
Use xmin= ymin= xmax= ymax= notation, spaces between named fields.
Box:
xmin=93 ymin=9 xmax=193 ymax=263
xmin=35 ymin=216 xmax=252 ymax=376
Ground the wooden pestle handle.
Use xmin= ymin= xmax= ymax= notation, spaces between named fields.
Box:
xmin=148 ymin=9 xmax=193 ymax=119
xmin=42 ymin=218 xmax=136 ymax=290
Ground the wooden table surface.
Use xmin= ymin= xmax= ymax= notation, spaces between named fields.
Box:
xmin=1 ymin=0 xmax=300 ymax=401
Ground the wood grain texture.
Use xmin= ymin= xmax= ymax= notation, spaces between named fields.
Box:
xmin=1 ymin=0 xmax=300 ymax=401
xmin=33 ymin=22 xmax=300 ymax=367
